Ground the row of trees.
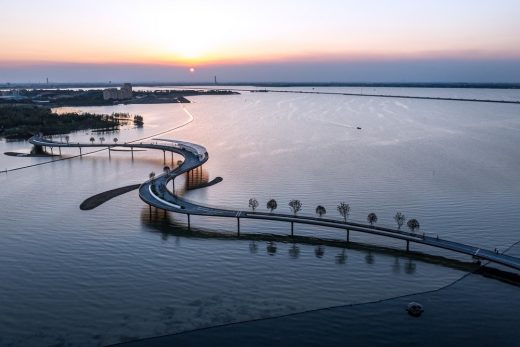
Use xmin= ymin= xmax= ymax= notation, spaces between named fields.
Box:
xmin=88 ymin=136 xmax=119 ymax=145
xmin=248 ymin=198 xmax=420 ymax=232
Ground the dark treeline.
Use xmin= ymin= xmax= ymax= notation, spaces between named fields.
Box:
xmin=0 ymin=105 xmax=121 ymax=139
xmin=0 ymin=89 xmax=239 ymax=107
xmin=146 ymin=89 xmax=239 ymax=95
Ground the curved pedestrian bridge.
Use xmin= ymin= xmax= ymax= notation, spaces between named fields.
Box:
xmin=29 ymin=135 xmax=520 ymax=272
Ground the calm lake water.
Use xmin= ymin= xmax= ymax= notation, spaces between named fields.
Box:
xmin=1 ymin=87 xmax=519 ymax=346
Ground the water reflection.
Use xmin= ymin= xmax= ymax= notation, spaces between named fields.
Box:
xmin=315 ymin=245 xmax=325 ymax=258
xmin=335 ymin=249 xmax=347 ymax=264
xmin=267 ymin=241 xmax=277 ymax=256
xmin=140 ymin=206 xmax=480 ymax=274
xmin=392 ymin=257 xmax=401 ymax=274
xmin=405 ymin=259 xmax=417 ymax=274
xmin=249 ymin=241 xmax=258 ymax=254
xmin=365 ymin=251 xmax=375 ymax=265
xmin=185 ymin=166 xmax=209 ymax=190
xmin=289 ymin=243 xmax=300 ymax=259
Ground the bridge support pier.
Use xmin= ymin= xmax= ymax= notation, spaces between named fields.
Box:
xmin=406 ymin=240 xmax=410 ymax=252
xmin=108 ymin=147 xmax=111 ymax=159
xmin=50 ymin=147 xmax=53 ymax=156
xmin=291 ymin=222 xmax=294 ymax=237
xmin=163 ymin=150 xmax=166 ymax=165
xmin=187 ymin=214 xmax=191 ymax=230
xmin=237 ymin=217 xmax=240 ymax=236
xmin=131 ymin=147 xmax=134 ymax=160
xmin=79 ymin=147 xmax=82 ymax=156
xmin=171 ymin=152 xmax=174 ymax=166
xmin=347 ymin=229 xmax=350 ymax=243
xmin=58 ymin=147 xmax=61 ymax=156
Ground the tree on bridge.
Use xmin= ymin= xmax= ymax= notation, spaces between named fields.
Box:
xmin=113 ymin=137 xmax=118 ymax=145
xmin=394 ymin=212 xmax=406 ymax=230
xmin=367 ymin=212 xmax=378 ymax=226
xmin=65 ymin=135 xmax=70 ymax=144
xmin=249 ymin=198 xmax=259 ymax=212
xmin=337 ymin=202 xmax=350 ymax=222
xmin=266 ymin=199 xmax=277 ymax=213
xmin=89 ymin=137 xmax=95 ymax=144
xmin=99 ymin=137 xmax=105 ymax=144
xmin=149 ymin=171 xmax=155 ymax=180
xmin=289 ymin=200 xmax=302 ymax=216
xmin=315 ymin=205 xmax=326 ymax=218
xmin=163 ymin=166 xmax=171 ymax=174
xmin=407 ymin=219 xmax=420 ymax=232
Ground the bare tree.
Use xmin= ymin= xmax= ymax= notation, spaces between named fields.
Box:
xmin=315 ymin=205 xmax=326 ymax=218
xmin=394 ymin=212 xmax=406 ymax=230
xmin=163 ymin=166 xmax=171 ymax=174
xmin=266 ymin=199 xmax=277 ymax=213
xmin=99 ymin=137 xmax=105 ymax=144
xmin=89 ymin=137 xmax=95 ymax=144
xmin=407 ymin=219 xmax=420 ymax=232
xmin=337 ymin=202 xmax=350 ymax=222
xmin=367 ymin=212 xmax=378 ymax=226
xmin=65 ymin=135 xmax=70 ymax=144
xmin=248 ymin=198 xmax=259 ymax=212
xmin=288 ymin=200 xmax=302 ymax=216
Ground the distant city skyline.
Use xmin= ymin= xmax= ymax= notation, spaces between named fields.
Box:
xmin=1 ymin=0 xmax=519 ymax=83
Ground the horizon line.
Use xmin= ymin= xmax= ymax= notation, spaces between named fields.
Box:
xmin=2 ymin=81 xmax=520 ymax=88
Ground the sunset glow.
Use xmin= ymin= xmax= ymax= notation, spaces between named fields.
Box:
xmin=1 ymin=0 xmax=519 ymax=82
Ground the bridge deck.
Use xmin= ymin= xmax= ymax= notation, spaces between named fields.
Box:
xmin=29 ymin=135 xmax=520 ymax=271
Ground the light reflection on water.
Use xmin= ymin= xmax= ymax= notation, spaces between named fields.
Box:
xmin=1 ymin=87 xmax=520 ymax=345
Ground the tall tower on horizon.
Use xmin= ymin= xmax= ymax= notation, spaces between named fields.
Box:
xmin=214 ymin=76 xmax=217 ymax=85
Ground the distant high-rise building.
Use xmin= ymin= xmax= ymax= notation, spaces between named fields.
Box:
xmin=103 ymin=83 xmax=133 ymax=100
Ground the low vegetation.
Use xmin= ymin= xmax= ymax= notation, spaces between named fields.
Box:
xmin=0 ymin=106 xmax=144 ymax=139
xmin=0 ymin=105 xmax=123 ymax=139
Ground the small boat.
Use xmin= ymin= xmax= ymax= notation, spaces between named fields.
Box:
xmin=356 ymin=127 xmax=362 ymax=130
xmin=406 ymin=302 xmax=424 ymax=317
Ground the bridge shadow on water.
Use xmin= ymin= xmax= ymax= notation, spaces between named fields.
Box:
xmin=140 ymin=206 xmax=520 ymax=285
xmin=141 ymin=206 xmax=494 ymax=273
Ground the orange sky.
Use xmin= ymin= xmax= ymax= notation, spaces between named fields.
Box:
xmin=1 ymin=0 xmax=520 ymax=67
